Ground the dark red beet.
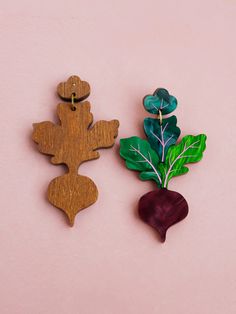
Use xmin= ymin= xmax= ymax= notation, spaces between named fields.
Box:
xmin=138 ymin=188 xmax=188 ymax=242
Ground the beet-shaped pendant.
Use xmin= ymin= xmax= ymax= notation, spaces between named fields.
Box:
xmin=120 ymin=88 xmax=206 ymax=242
xmin=32 ymin=76 xmax=119 ymax=226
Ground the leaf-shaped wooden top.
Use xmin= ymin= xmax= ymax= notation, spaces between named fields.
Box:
xmin=33 ymin=102 xmax=119 ymax=172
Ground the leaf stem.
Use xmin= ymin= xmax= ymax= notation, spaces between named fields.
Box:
xmin=163 ymin=140 xmax=200 ymax=188
xmin=130 ymin=145 xmax=162 ymax=186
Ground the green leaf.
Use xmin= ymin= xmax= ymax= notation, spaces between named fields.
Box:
xmin=139 ymin=171 xmax=162 ymax=187
xmin=143 ymin=88 xmax=177 ymax=115
xmin=144 ymin=116 xmax=181 ymax=162
xmin=159 ymin=134 xmax=207 ymax=188
xmin=120 ymin=136 xmax=162 ymax=186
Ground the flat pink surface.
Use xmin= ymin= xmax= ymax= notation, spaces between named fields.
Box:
xmin=0 ymin=1 xmax=236 ymax=313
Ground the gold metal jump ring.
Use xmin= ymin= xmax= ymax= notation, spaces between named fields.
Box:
xmin=158 ymin=109 xmax=162 ymax=125
xmin=71 ymin=93 xmax=76 ymax=111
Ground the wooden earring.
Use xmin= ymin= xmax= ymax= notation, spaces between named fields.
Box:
xmin=32 ymin=75 xmax=119 ymax=226
xmin=120 ymin=88 xmax=207 ymax=242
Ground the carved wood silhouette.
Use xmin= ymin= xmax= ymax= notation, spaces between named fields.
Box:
xmin=32 ymin=76 xmax=119 ymax=226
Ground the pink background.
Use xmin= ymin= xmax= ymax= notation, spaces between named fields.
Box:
xmin=0 ymin=1 xmax=236 ymax=313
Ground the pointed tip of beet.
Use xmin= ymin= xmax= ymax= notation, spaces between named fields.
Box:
xmin=138 ymin=188 xmax=188 ymax=242
xmin=67 ymin=213 xmax=75 ymax=227
xmin=159 ymin=229 xmax=167 ymax=242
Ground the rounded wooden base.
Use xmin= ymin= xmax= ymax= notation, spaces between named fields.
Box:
xmin=48 ymin=173 xmax=98 ymax=226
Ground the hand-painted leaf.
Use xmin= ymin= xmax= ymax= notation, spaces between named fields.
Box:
xmin=120 ymin=136 xmax=162 ymax=186
xmin=139 ymin=171 xmax=162 ymax=187
xmin=144 ymin=116 xmax=180 ymax=162
xmin=159 ymin=134 xmax=207 ymax=188
xmin=143 ymin=88 xmax=177 ymax=115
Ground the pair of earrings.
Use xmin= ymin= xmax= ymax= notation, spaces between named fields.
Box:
xmin=32 ymin=75 xmax=207 ymax=242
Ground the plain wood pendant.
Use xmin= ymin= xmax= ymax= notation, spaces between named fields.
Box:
xmin=32 ymin=75 xmax=119 ymax=226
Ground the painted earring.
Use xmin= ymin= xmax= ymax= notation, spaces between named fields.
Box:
xmin=32 ymin=75 xmax=119 ymax=226
xmin=120 ymin=88 xmax=207 ymax=242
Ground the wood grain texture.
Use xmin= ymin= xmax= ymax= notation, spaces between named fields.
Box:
xmin=57 ymin=75 xmax=90 ymax=102
xmin=32 ymin=77 xmax=119 ymax=226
